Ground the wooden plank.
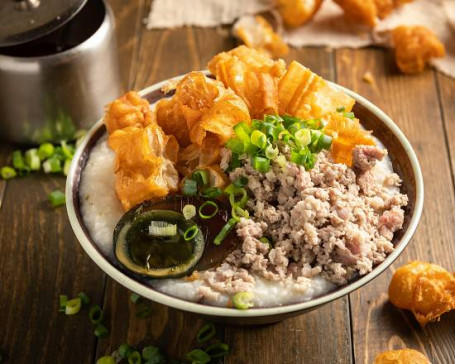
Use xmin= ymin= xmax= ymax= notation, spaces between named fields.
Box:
xmin=336 ymin=48 xmax=455 ymax=364
xmin=0 ymin=146 xmax=105 ymax=363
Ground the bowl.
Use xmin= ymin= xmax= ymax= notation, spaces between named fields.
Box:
xmin=66 ymin=73 xmax=424 ymax=325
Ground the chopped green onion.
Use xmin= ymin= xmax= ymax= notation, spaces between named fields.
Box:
xmin=252 ymin=156 xmax=270 ymax=173
xmin=182 ymin=178 xmax=198 ymax=196
xmin=259 ymin=237 xmax=272 ymax=248
xmin=89 ymin=304 xmax=104 ymax=324
xmin=25 ymin=149 xmax=41 ymax=171
xmin=305 ymin=118 xmax=322 ymax=130
xmin=130 ymin=293 xmax=142 ymax=304
xmin=59 ymin=294 xmax=68 ymax=312
xmin=127 ymin=351 xmax=141 ymax=364
xmin=232 ymin=205 xmax=249 ymax=221
xmin=317 ymin=134 xmax=332 ymax=150
xmin=290 ymin=149 xmax=307 ymax=166
xmin=205 ymin=343 xmax=230 ymax=358
xmin=148 ymin=221 xmax=177 ymax=237
xmin=12 ymin=150 xmax=27 ymax=170
xmin=0 ymin=166 xmax=16 ymax=180
xmin=43 ymin=157 xmax=62 ymax=174
xmin=77 ymin=292 xmax=90 ymax=305
xmin=250 ymin=130 xmax=267 ymax=149
xmin=214 ymin=217 xmax=237 ymax=245
xmin=65 ymin=297 xmax=82 ymax=315
xmin=96 ymin=356 xmax=115 ymax=364
xmin=182 ymin=204 xmax=196 ymax=220
xmin=61 ymin=141 xmax=75 ymax=160
xmin=287 ymin=122 xmax=301 ymax=135
xmin=336 ymin=106 xmax=346 ymax=112
xmin=186 ymin=349 xmax=210 ymax=364
xmin=63 ymin=159 xmax=72 ymax=176
xmin=224 ymin=183 xmax=236 ymax=196
xmin=225 ymin=138 xmax=244 ymax=154
xmin=344 ymin=111 xmax=355 ymax=119
xmin=198 ymin=201 xmax=219 ymax=219
xmin=295 ymin=129 xmax=311 ymax=147
xmin=119 ymin=344 xmax=134 ymax=359
xmin=233 ymin=121 xmax=252 ymax=142
xmin=192 ymin=170 xmax=209 ymax=186
xmin=196 ymin=323 xmax=216 ymax=344
xmin=227 ymin=153 xmax=242 ymax=172
xmin=310 ymin=130 xmax=322 ymax=144
xmin=184 ymin=225 xmax=199 ymax=241
xmin=142 ymin=346 xmax=162 ymax=361
xmin=38 ymin=143 xmax=54 ymax=160
xmin=275 ymin=155 xmax=287 ymax=168
xmin=48 ymin=190 xmax=66 ymax=207
xmin=228 ymin=187 xmax=248 ymax=208
xmin=233 ymin=176 xmax=248 ymax=188
xmin=200 ymin=187 xmax=222 ymax=199
xmin=94 ymin=323 xmax=109 ymax=338
xmin=265 ymin=144 xmax=279 ymax=159
xmin=232 ymin=291 xmax=255 ymax=310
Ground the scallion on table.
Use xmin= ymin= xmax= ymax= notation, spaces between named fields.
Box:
xmin=48 ymin=190 xmax=65 ymax=207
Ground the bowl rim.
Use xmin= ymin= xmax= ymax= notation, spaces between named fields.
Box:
xmin=66 ymin=72 xmax=424 ymax=318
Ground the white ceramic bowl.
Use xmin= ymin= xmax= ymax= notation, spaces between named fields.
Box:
xmin=66 ymin=74 xmax=423 ymax=325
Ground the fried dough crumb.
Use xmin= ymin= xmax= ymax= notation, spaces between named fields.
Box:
xmin=362 ymin=71 xmax=375 ymax=84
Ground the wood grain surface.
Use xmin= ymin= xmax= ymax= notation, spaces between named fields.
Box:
xmin=0 ymin=0 xmax=454 ymax=363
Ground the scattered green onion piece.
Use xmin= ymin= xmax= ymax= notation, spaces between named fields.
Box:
xmin=232 ymin=291 xmax=255 ymax=310
xmin=130 ymin=293 xmax=141 ymax=304
xmin=37 ymin=143 xmax=54 ymax=161
xmin=184 ymin=225 xmax=199 ymax=241
xmin=142 ymin=346 xmax=161 ymax=361
xmin=265 ymin=144 xmax=279 ymax=159
xmin=127 ymin=351 xmax=142 ymax=364
xmin=233 ymin=121 xmax=252 ymax=142
xmin=43 ymin=157 xmax=62 ymax=174
xmin=48 ymin=189 xmax=66 ymax=207
xmin=186 ymin=349 xmax=210 ymax=364
xmin=96 ymin=356 xmax=115 ymax=364
xmin=59 ymin=294 xmax=68 ymax=312
xmin=317 ymin=134 xmax=332 ymax=150
xmin=288 ymin=122 xmax=302 ymax=135
xmin=0 ymin=166 xmax=16 ymax=180
xmin=89 ymin=304 xmax=104 ymax=324
xmin=227 ymin=153 xmax=242 ymax=172
xmin=25 ymin=149 xmax=41 ymax=171
xmin=65 ymin=297 xmax=82 ymax=315
xmin=225 ymin=138 xmax=244 ymax=154
xmin=232 ymin=205 xmax=249 ymax=221
xmin=119 ymin=344 xmax=134 ymax=359
xmin=252 ymin=156 xmax=270 ymax=173
xmin=200 ymin=187 xmax=222 ymax=199
xmin=290 ymin=149 xmax=306 ymax=166
xmin=310 ymin=130 xmax=322 ymax=144
xmin=304 ymin=153 xmax=316 ymax=170
xmin=344 ymin=112 xmax=355 ymax=119
xmin=233 ymin=176 xmax=248 ymax=188
xmin=229 ymin=187 xmax=248 ymax=208
xmin=259 ymin=237 xmax=272 ymax=248
xmin=294 ymin=129 xmax=311 ymax=147
xmin=214 ymin=217 xmax=237 ymax=245
xmin=182 ymin=204 xmax=196 ymax=220
xmin=275 ymin=155 xmax=287 ymax=168
xmin=148 ymin=221 xmax=177 ymax=237
xmin=63 ymin=159 xmax=72 ymax=176
xmin=336 ymin=106 xmax=346 ymax=112
xmin=205 ymin=343 xmax=230 ymax=358
xmin=196 ymin=323 xmax=216 ymax=344
xmin=61 ymin=141 xmax=75 ymax=160
xmin=192 ymin=170 xmax=209 ymax=187
xmin=198 ymin=201 xmax=219 ymax=220
xmin=182 ymin=178 xmax=198 ymax=196
xmin=250 ymin=130 xmax=267 ymax=149
xmin=305 ymin=119 xmax=322 ymax=130
xmin=12 ymin=150 xmax=27 ymax=170
xmin=223 ymin=183 xmax=236 ymax=195
xmin=94 ymin=324 xmax=109 ymax=339
xmin=77 ymin=292 xmax=90 ymax=305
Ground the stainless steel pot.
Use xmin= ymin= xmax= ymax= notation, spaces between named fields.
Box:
xmin=0 ymin=0 xmax=121 ymax=144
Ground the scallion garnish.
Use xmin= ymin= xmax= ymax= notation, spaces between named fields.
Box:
xmin=119 ymin=344 xmax=134 ymax=359
xmin=59 ymin=295 xmax=68 ymax=312
xmin=96 ymin=356 xmax=116 ymax=364
xmin=0 ymin=166 xmax=17 ymax=180
xmin=63 ymin=159 xmax=72 ymax=176
xmin=232 ymin=291 xmax=255 ymax=310
xmin=225 ymin=138 xmax=244 ymax=154
xmin=294 ymin=129 xmax=311 ymax=147
xmin=37 ymin=143 xmax=54 ymax=160
xmin=89 ymin=304 xmax=104 ymax=325
xmin=344 ymin=111 xmax=355 ymax=119
xmin=94 ymin=323 xmax=109 ymax=338
xmin=186 ymin=349 xmax=210 ymax=364
xmin=43 ymin=157 xmax=62 ymax=174
xmin=196 ymin=323 xmax=216 ymax=344
xmin=127 ymin=351 xmax=141 ymax=364
xmin=61 ymin=141 xmax=75 ymax=159
xmin=214 ymin=217 xmax=237 ymax=245
xmin=77 ymin=292 xmax=90 ymax=305
xmin=148 ymin=221 xmax=177 ymax=237
xmin=198 ymin=201 xmax=219 ymax=219
xmin=182 ymin=204 xmax=196 ymax=220
xmin=252 ymin=156 xmax=270 ymax=173
xmin=259 ymin=237 xmax=272 ymax=248
xmin=184 ymin=225 xmax=199 ymax=241
xmin=228 ymin=187 xmax=248 ymax=208
xmin=142 ymin=346 xmax=164 ymax=361
xmin=182 ymin=178 xmax=198 ymax=196
xmin=25 ymin=149 xmax=41 ymax=171
xmin=12 ymin=150 xmax=27 ymax=171
xmin=250 ymin=130 xmax=267 ymax=149
xmin=192 ymin=169 xmax=209 ymax=187
xmin=233 ymin=176 xmax=248 ymax=188
xmin=265 ymin=144 xmax=279 ymax=159
xmin=232 ymin=205 xmax=249 ymax=221
xmin=200 ymin=186 xmax=222 ymax=198
xmin=48 ymin=189 xmax=66 ymax=207
xmin=205 ymin=342 xmax=230 ymax=358
xmin=65 ymin=297 xmax=82 ymax=315
xmin=130 ymin=293 xmax=141 ymax=304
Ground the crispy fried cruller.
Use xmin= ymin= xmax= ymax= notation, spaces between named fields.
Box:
xmin=392 ymin=26 xmax=446 ymax=74
xmin=233 ymin=15 xmax=289 ymax=58
xmin=276 ymin=0 xmax=323 ymax=28
xmin=388 ymin=261 xmax=455 ymax=326
xmin=374 ymin=348 xmax=430 ymax=364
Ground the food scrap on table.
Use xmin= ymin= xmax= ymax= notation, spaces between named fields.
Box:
xmin=374 ymin=348 xmax=430 ymax=364
xmin=362 ymin=71 xmax=375 ymax=85
xmin=232 ymin=15 xmax=289 ymax=58
xmin=392 ymin=25 xmax=446 ymax=74
xmin=276 ymin=0 xmax=323 ymax=28
xmin=388 ymin=261 xmax=455 ymax=326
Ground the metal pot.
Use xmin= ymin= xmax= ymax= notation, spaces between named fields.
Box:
xmin=0 ymin=0 xmax=121 ymax=144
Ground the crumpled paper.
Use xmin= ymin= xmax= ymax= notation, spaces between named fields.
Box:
xmin=146 ymin=0 xmax=455 ymax=78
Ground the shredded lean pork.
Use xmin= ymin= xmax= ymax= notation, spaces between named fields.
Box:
xmin=197 ymin=145 xmax=408 ymax=299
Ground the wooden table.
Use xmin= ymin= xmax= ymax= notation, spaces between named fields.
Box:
xmin=1 ymin=1 xmax=455 ymax=363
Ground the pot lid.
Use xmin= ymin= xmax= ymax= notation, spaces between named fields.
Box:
xmin=0 ymin=0 xmax=88 ymax=47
